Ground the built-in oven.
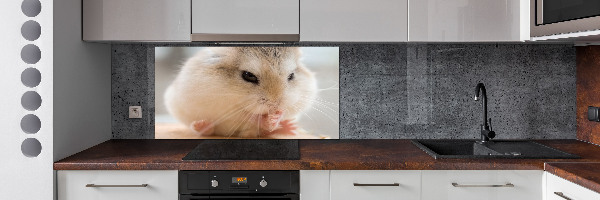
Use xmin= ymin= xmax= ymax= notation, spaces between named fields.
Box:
xmin=531 ymin=0 xmax=600 ymax=38
xmin=179 ymin=171 xmax=299 ymax=200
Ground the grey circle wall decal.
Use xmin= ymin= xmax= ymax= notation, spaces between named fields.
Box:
xmin=20 ymin=114 xmax=41 ymax=134
xmin=21 ymin=0 xmax=41 ymax=17
xmin=21 ymin=20 xmax=41 ymax=41
xmin=21 ymin=68 xmax=41 ymax=88
xmin=21 ymin=138 xmax=42 ymax=157
xmin=21 ymin=44 xmax=41 ymax=64
xmin=21 ymin=91 xmax=42 ymax=111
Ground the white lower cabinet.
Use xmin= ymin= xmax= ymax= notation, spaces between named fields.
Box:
xmin=545 ymin=172 xmax=600 ymax=200
xmin=56 ymin=169 xmax=600 ymax=200
xmin=300 ymin=170 xmax=330 ymax=200
xmin=57 ymin=170 xmax=178 ymax=200
xmin=330 ymin=170 xmax=421 ymax=200
xmin=421 ymin=170 xmax=543 ymax=200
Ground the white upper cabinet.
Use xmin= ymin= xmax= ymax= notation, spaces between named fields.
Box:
xmin=83 ymin=0 xmax=191 ymax=41
xmin=81 ymin=0 xmax=532 ymax=42
xmin=191 ymin=0 xmax=300 ymax=41
xmin=409 ymin=0 xmax=530 ymax=42
xmin=300 ymin=0 xmax=408 ymax=42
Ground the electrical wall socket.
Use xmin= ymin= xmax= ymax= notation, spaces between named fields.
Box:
xmin=589 ymin=106 xmax=599 ymax=122
xmin=129 ymin=106 xmax=142 ymax=119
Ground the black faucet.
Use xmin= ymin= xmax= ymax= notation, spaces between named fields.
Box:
xmin=474 ymin=83 xmax=495 ymax=143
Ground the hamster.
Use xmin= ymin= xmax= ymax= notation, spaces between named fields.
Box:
xmin=164 ymin=47 xmax=318 ymax=138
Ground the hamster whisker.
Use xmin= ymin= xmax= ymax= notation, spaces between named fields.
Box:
xmin=289 ymin=104 xmax=314 ymax=122
xmin=309 ymin=106 xmax=340 ymax=125
xmin=312 ymin=98 xmax=340 ymax=107
xmin=316 ymin=82 xmax=339 ymax=91
xmin=292 ymin=96 xmax=339 ymax=119
xmin=225 ymin=103 xmax=257 ymax=138
xmin=299 ymin=95 xmax=340 ymax=107
xmin=203 ymin=101 xmax=254 ymax=134
xmin=298 ymin=97 xmax=340 ymax=112
xmin=224 ymin=116 xmax=249 ymax=138
xmin=308 ymin=99 xmax=339 ymax=110
xmin=308 ymin=101 xmax=339 ymax=114
xmin=318 ymin=88 xmax=339 ymax=91
xmin=228 ymin=102 xmax=262 ymax=138
xmin=299 ymin=95 xmax=339 ymax=107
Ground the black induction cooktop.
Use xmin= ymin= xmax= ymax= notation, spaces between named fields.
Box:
xmin=182 ymin=140 xmax=300 ymax=160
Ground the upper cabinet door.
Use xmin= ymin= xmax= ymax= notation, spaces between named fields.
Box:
xmin=300 ymin=0 xmax=408 ymax=42
xmin=83 ymin=0 xmax=191 ymax=41
xmin=191 ymin=0 xmax=300 ymax=41
xmin=409 ymin=0 xmax=530 ymax=42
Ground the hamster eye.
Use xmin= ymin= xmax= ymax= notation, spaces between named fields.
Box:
xmin=288 ymin=73 xmax=295 ymax=81
xmin=241 ymin=71 xmax=259 ymax=84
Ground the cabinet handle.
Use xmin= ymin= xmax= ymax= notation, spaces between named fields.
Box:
xmin=353 ymin=183 xmax=400 ymax=186
xmin=554 ymin=192 xmax=573 ymax=200
xmin=451 ymin=183 xmax=514 ymax=187
xmin=86 ymin=184 xmax=148 ymax=188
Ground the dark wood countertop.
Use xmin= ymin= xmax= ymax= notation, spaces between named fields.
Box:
xmin=54 ymin=139 xmax=600 ymax=195
xmin=54 ymin=139 xmax=600 ymax=171
xmin=545 ymin=162 xmax=600 ymax=194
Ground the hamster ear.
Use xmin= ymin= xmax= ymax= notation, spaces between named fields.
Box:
xmin=203 ymin=48 xmax=224 ymax=64
xmin=293 ymin=47 xmax=303 ymax=60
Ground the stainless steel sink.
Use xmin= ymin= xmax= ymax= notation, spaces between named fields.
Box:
xmin=412 ymin=140 xmax=579 ymax=159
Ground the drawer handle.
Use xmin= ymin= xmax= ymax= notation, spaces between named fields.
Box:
xmin=451 ymin=183 xmax=514 ymax=188
xmin=353 ymin=183 xmax=400 ymax=186
xmin=554 ymin=192 xmax=573 ymax=200
xmin=86 ymin=184 xmax=149 ymax=188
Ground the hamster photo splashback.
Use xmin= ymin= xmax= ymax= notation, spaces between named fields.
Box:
xmin=155 ymin=47 xmax=339 ymax=139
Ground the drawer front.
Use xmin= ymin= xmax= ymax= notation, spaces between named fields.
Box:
xmin=546 ymin=172 xmax=600 ymax=200
xmin=330 ymin=170 xmax=421 ymax=200
xmin=57 ymin=170 xmax=178 ymax=200
xmin=300 ymin=170 xmax=330 ymax=200
xmin=422 ymin=170 xmax=542 ymax=200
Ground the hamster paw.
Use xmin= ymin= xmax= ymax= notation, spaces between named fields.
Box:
xmin=260 ymin=110 xmax=284 ymax=132
xmin=263 ymin=119 xmax=298 ymax=136
xmin=190 ymin=120 xmax=215 ymax=136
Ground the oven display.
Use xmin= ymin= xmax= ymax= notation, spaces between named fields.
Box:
xmin=232 ymin=177 xmax=247 ymax=184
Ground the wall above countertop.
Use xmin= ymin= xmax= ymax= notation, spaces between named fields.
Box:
xmin=111 ymin=43 xmax=576 ymax=139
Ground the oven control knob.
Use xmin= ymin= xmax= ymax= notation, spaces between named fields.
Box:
xmin=259 ymin=179 xmax=267 ymax=187
xmin=211 ymin=180 xmax=218 ymax=188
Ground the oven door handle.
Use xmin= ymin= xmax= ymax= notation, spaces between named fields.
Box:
xmin=210 ymin=196 xmax=296 ymax=199
xmin=180 ymin=194 xmax=298 ymax=200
